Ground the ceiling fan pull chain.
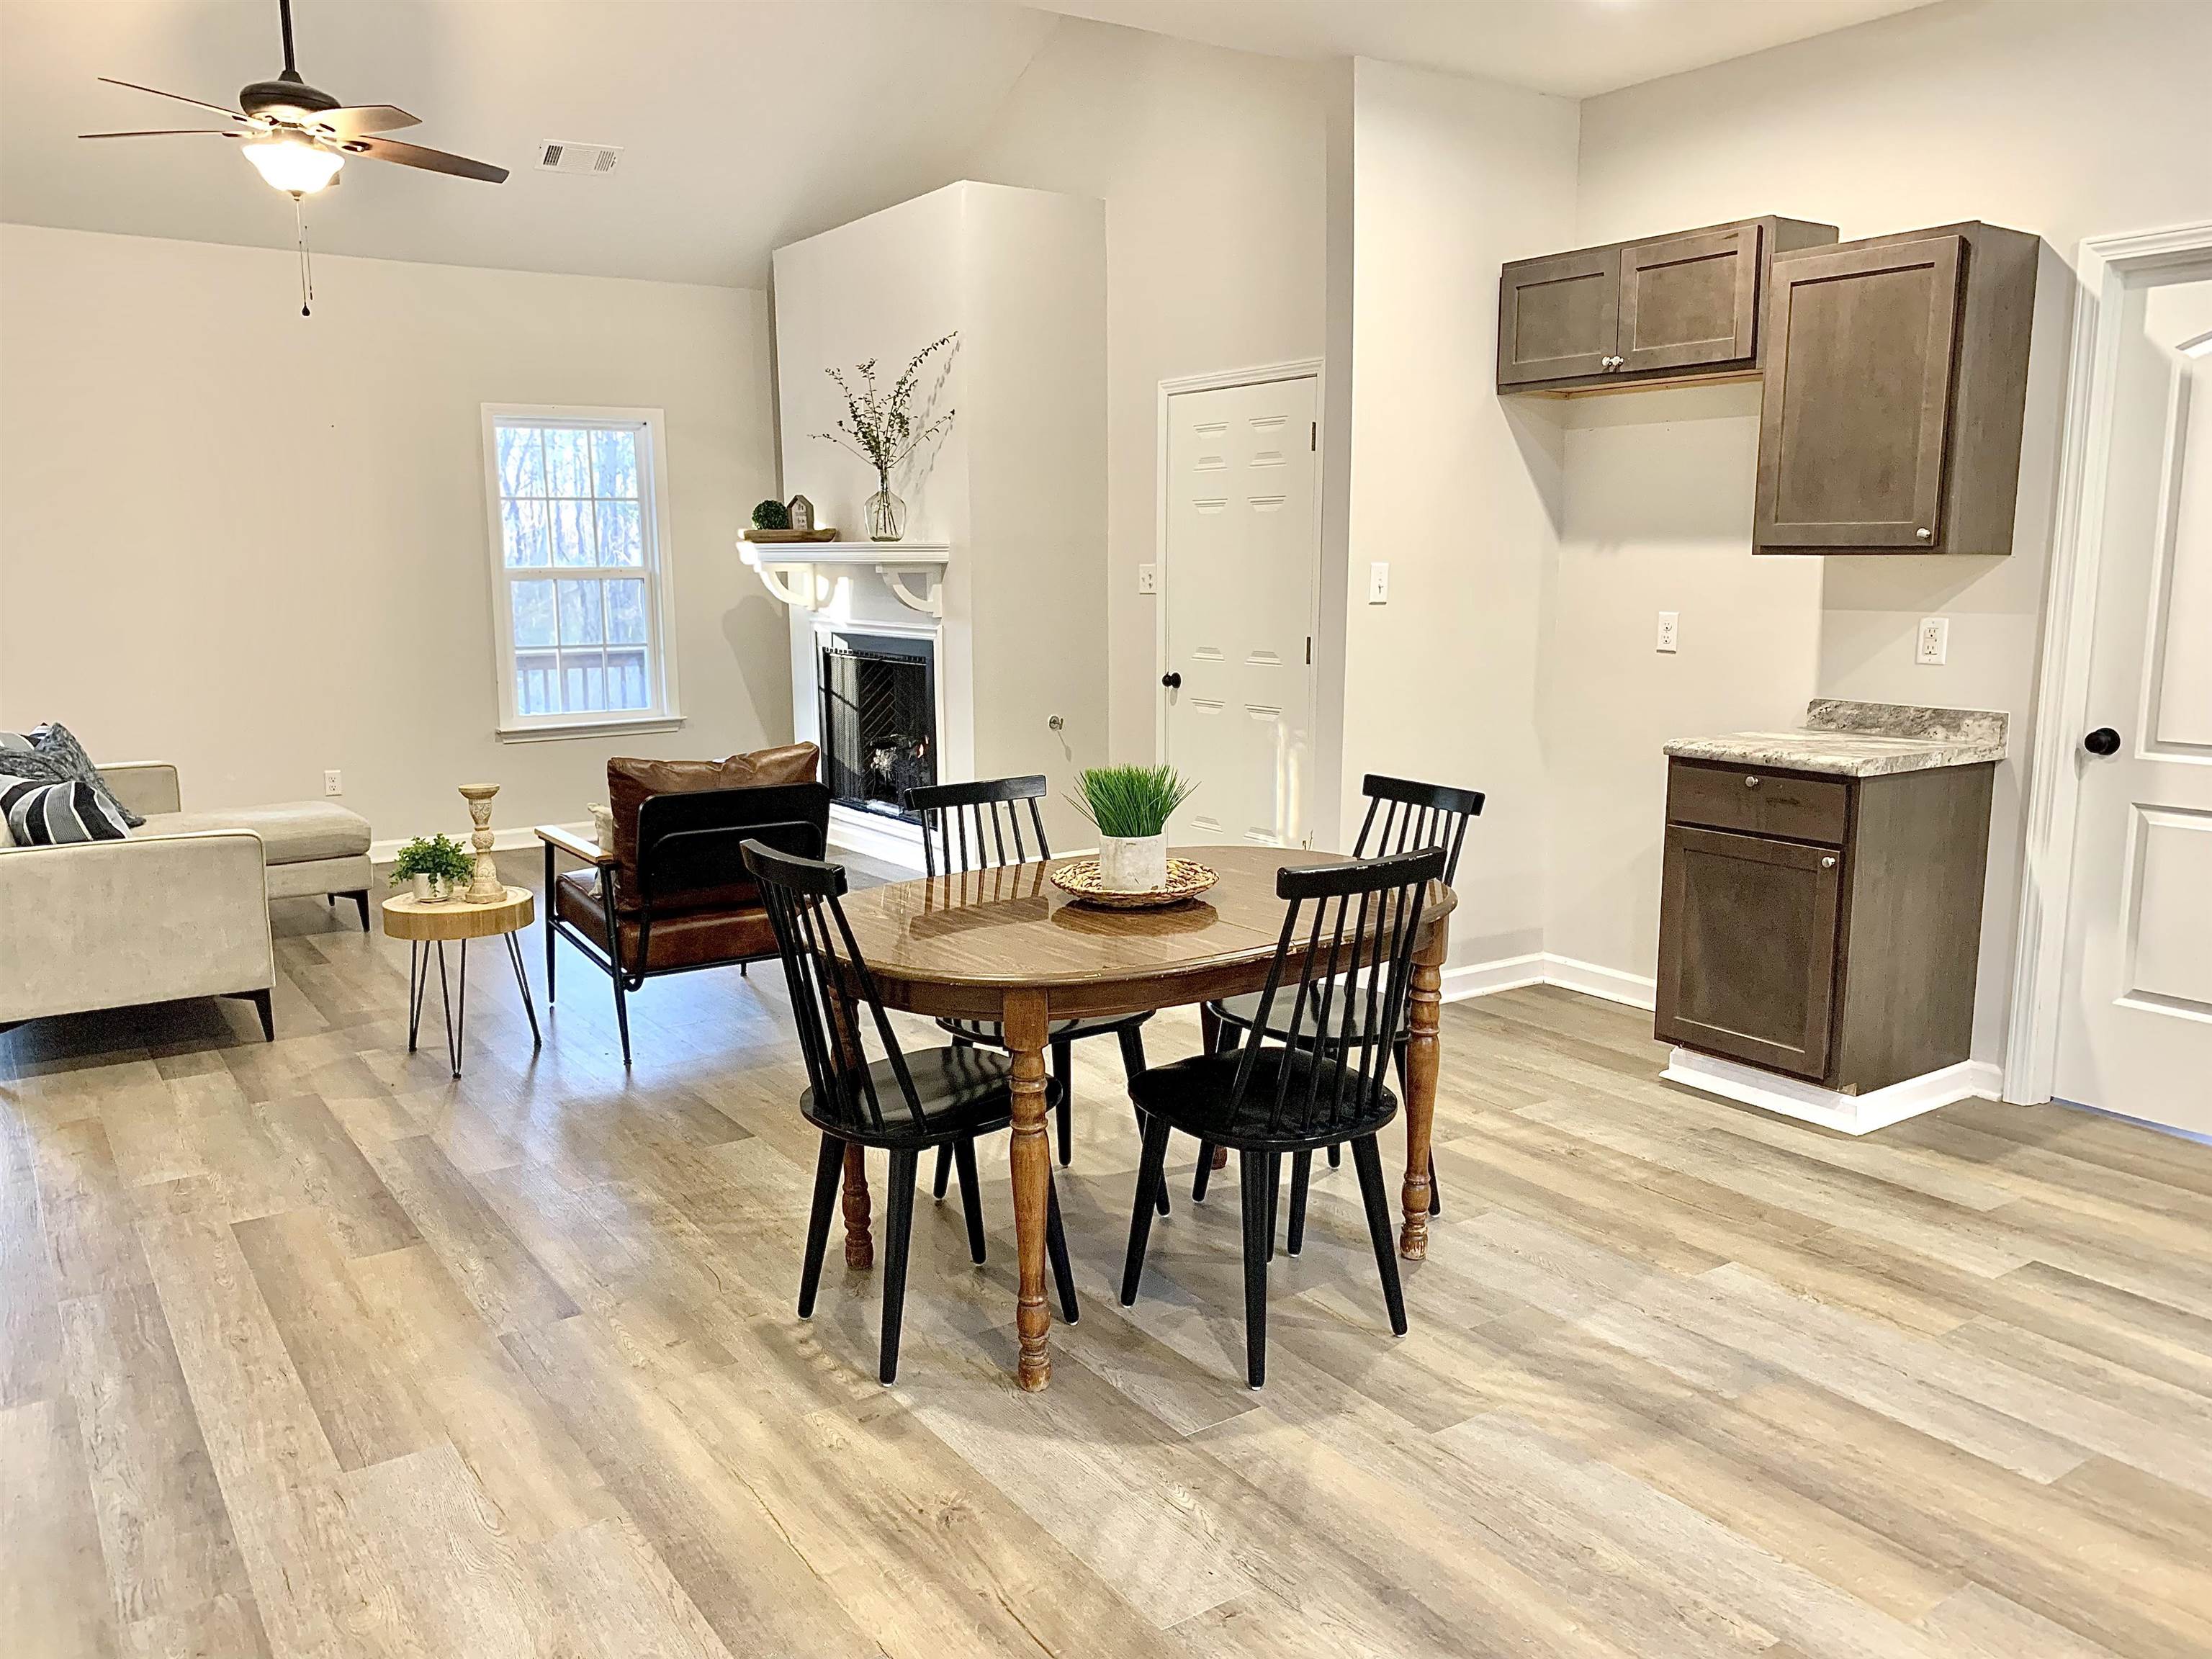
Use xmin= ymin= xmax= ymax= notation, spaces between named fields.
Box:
xmin=293 ymin=194 xmax=314 ymax=318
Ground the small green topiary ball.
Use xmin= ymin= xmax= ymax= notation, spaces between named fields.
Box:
xmin=752 ymin=498 xmax=792 ymax=530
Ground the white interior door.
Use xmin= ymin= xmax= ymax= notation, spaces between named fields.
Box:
xmin=1161 ymin=375 xmax=1318 ymax=848
xmin=2054 ymin=262 xmax=2212 ymax=1134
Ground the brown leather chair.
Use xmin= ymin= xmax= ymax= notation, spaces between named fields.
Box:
xmin=544 ymin=745 xmax=827 ymax=1066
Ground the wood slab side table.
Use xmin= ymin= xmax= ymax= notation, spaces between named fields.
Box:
xmin=381 ymin=885 xmax=541 ymax=1076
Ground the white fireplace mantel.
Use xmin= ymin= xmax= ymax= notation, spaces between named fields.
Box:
xmin=737 ymin=540 xmax=950 ymax=619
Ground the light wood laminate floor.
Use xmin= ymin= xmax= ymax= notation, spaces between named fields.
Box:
xmin=6 ymin=851 xmax=2211 ymax=1658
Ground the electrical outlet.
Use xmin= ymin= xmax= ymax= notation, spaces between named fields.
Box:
xmin=1136 ymin=563 xmax=1157 ymax=595
xmin=1367 ymin=562 xmax=1390 ymax=604
xmin=1655 ymin=611 xmax=1679 ymax=653
xmin=323 ymin=769 xmax=343 ymax=796
xmin=1917 ymin=616 xmax=1949 ymax=665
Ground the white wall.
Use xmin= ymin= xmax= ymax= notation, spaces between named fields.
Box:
xmin=963 ymin=19 xmax=1338 ymax=773
xmin=1342 ymin=58 xmax=1581 ymax=972
xmin=0 ymin=224 xmax=786 ymax=845
xmin=1553 ymin=0 xmax=2212 ymax=1055
xmin=770 ymin=182 xmax=1109 ymax=847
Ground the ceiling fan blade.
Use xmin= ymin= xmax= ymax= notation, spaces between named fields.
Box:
xmin=80 ymin=129 xmax=243 ymax=140
xmin=349 ymin=133 xmax=507 ymax=183
xmin=313 ymin=104 xmax=420 ymax=138
xmin=97 ymin=76 xmax=250 ymax=122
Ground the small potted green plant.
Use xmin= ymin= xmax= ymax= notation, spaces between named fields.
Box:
xmin=1069 ymin=764 xmax=1196 ymax=893
xmin=390 ymin=833 xmax=477 ymax=904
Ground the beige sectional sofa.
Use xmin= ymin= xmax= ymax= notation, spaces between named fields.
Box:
xmin=0 ymin=762 xmax=373 ymax=1038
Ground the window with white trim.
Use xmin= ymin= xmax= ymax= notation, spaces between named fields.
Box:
xmin=481 ymin=405 xmax=681 ymax=736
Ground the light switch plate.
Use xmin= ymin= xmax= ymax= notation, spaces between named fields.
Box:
xmin=1136 ymin=563 xmax=1157 ymax=595
xmin=1656 ymin=611 xmax=1679 ymax=653
xmin=1917 ymin=616 xmax=1949 ymax=665
xmin=1367 ymin=562 xmax=1390 ymax=604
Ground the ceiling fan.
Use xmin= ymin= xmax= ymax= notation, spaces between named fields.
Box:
xmin=79 ymin=0 xmax=508 ymax=197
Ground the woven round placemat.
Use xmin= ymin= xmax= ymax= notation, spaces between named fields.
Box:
xmin=1049 ymin=857 xmax=1218 ymax=909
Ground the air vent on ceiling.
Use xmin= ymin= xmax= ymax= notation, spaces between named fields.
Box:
xmin=537 ymin=141 xmax=622 ymax=176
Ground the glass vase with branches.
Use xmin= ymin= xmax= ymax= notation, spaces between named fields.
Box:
xmin=813 ymin=332 xmax=957 ymax=540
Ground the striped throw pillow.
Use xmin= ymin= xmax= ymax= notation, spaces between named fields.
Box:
xmin=1 ymin=778 xmax=131 ymax=845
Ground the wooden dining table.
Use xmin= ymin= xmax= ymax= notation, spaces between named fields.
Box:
xmin=832 ymin=842 xmax=1456 ymax=1392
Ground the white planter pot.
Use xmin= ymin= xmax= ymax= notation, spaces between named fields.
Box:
xmin=1097 ymin=832 xmax=1168 ymax=893
xmin=410 ymin=873 xmax=434 ymax=903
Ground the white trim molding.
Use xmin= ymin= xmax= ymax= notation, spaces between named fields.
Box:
xmin=1440 ymin=951 xmax=1657 ymax=1010
xmin=825 ymin=804 xmax=927 ymax=873
xmin=1663 ymin=1048 xmax=2001 ymax=1136
xmin=2007 ymin=222 xmax=2212 ymax=1105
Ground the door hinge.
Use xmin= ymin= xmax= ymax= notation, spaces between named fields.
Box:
xmin=1305 ymin=636 xmax=1312 ymax=665
xmin=1310 ymin=421 xmax=1317 ymax=451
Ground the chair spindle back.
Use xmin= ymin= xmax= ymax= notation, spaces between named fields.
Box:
xmin=1229 ymin=847 xmax=1444 ymax=1142
xmin=1352 ymin=773 xmax=1485 ymax=886
xmin=742 ymin=840 xmax=927 ymax=1138
xmin=904 ymin=775 xmax=1052 ymax=876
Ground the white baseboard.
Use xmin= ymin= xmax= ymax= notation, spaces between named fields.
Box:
xmin=826 ymin=804 xmax=927 ymax=873
xmin=1440 ymin=953 xmax=1546 ymax=1000
xmin=369 ymin=823 xmax=580 ymax=864
xmin=1660 ymin=1047 xmax=2001 ymax=1135
xmin=1441 ymin=951 xmax=1657 ymax=1010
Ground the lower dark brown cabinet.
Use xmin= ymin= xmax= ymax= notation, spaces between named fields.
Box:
xmin=1655 ymin=758 xmax=1995 ymax=1092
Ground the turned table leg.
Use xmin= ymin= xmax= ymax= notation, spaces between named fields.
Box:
xmin=1003 ymin=987 xmax=1054 ymax=1391
xmin=1399 ymin=922 xmax=1444 ymax=1261
xmin=841 ymin=1143 xmax=873 ymax=1270
xmin=828 ymin=991 xmax=873 ymax=1269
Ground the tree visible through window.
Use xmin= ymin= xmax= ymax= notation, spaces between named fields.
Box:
xmin=482 ymin=408 xmax=679 ymax=732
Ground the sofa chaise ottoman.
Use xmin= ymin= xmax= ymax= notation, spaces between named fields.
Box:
xmin=0 ymin=761 xmax=373 ymax=1039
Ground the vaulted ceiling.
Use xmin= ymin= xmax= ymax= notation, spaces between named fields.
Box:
xmin=1 ymin=0 xmax=1934 ymax=289
xmin=0 ymin=1 xmax=1059 ymax=287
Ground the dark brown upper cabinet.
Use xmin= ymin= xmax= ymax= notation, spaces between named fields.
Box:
xmin=1497 ymin=216 xmax=1838 ymax=394
xmin=1754 ymin=220 xmax=2039 ymax=557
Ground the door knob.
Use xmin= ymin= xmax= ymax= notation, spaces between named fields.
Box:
xmin=2083 ymin=727 xmax=2121 ymax=757
xmin=1161 ymin=672 xmax=1182 ymax=690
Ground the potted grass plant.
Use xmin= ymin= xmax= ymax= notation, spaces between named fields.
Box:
xmin=1069 ymin=764 xmax=1196 ymax=893
xmin=390 ymin=833 xmax=477 ymax=904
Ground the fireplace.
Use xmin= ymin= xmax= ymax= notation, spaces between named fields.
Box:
xmin=818 ymin=630 xmax=937 ymax=821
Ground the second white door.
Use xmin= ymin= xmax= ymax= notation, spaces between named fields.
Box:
xmin=1161 ymin=374 xmax=1318 ymax=848
xmin=2053 ymin=258 xmax=2212 ymax=1134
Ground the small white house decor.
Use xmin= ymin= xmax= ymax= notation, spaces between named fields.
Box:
xmin=787 ymin=493 xmax=815 ymax=533
xmin=1067 ymin=764 xmax=1195 ymax=893
xmin=814 ymin=333 xmax=958 ymax=544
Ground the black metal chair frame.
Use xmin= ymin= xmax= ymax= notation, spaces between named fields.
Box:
xmin=1196 ymin=772 xmax=1484 ymax=1218
xmin=744 ymin=837 xmax=1079 ymax=1384
xmin=543 ymin=782 xmax=830 ymax=1067
xmin=1121 ymin=846 xmax=1443 ymax=1387
xmin=904 ymin=775 xmax=1161 ymax=1213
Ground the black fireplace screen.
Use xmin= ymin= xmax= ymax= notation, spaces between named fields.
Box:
xmin=819 ymin=635 xmax=936 ymax=820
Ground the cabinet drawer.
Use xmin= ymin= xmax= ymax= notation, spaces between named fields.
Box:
xmin=1666 ymin=760 xmax=1850 ymax=845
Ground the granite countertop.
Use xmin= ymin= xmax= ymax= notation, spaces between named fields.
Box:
xmin=1663 ymin=699 xmax=2009 ymax=778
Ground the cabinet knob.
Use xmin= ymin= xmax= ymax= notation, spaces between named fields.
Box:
xmin=1744 ymin=775 xmax=1762 ymax=788
xmin=1915 ymin=528 xmax=1932 ymax=541
xmin=1820 ymin=855 xmax=1837 ymax=870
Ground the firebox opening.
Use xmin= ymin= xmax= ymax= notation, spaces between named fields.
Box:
xmin=818 ymin=631 xmax=937 ymax=823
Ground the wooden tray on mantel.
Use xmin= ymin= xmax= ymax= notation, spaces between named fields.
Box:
xmin=742 ymin=528 xmax=840 ymax=544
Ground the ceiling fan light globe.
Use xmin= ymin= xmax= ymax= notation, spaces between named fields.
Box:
xmin=243 ymin=135 xmax=343 ymax=194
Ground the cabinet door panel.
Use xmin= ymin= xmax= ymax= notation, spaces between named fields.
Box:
xmin=1617 ymin=225 xmax=1760 ymax=374
xmin=1497 ymin=250 xmax=1617 ymax=387
xmin=1655 ymin=826 xmax=1843 ymax=1079
xmin=1755 ymin=235 xmax=1964 ymax=549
